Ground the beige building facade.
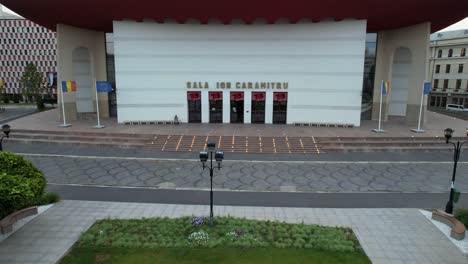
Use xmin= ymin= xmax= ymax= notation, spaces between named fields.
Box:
xmin=428 ymin=29 xmax=468 ymax=110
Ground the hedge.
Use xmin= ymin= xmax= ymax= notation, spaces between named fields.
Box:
xmin=0 ymin=152 xmax=46 ymax=219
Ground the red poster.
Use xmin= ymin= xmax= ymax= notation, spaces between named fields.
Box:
xmin=252 ymin=92 xmax=266 ymax=101
xmin=209 ymin=92 xmax=223 ymax=101
xmin=187 ymin=91 xmax=201 ymax=101
xmin=273 ymin=92 xmax=288 ymax=101
xmin=230 ymin=92 xmax=244 ymax=101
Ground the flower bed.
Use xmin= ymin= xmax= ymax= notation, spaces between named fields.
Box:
xmin=76 ymin=216 xmax=363 ymax=253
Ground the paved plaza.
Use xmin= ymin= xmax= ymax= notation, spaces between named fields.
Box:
xmin=6 ymin=108 xmax=468 ymax=138
xmin=25 ymin=154 xmax=465 ymax=193
xmin=0 ymin=200 xmax=466 ymax=264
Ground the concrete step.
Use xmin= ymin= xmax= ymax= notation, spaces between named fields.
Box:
xmin=11 ymin=133 xmax=148 ymax=144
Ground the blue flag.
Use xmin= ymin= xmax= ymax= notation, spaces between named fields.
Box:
xmin=423 ymin=82 xmax=431 ymax=95
xmin=96 ymin=81 xmax=112 ymax=93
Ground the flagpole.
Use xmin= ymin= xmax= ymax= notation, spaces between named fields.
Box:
xmin=411 ymin=81 xmax=426 ymax=133
xmin=372 ymin=80 xmax=385 ymax=133
xmin=58 ymin=80 xmax=71 ymax=127
xmin=93 ymin=78 xmax=105 ymax=129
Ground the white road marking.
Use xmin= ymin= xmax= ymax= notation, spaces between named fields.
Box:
xmin=16 ymin=152 xmax=467 ymax=164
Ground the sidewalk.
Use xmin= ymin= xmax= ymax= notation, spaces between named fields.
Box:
xmin=0 ymin=200 xmax=466 ymax=264
xmin=6 ymin=108 xmax=468 ymax=138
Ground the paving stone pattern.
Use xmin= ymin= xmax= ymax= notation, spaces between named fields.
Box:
xmin=25 ymin=156 xmax=468 ymax=192
xmin=0 ymin=200 xmax=466 ymax=264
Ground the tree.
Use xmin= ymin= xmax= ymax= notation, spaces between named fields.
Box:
xmin=19 ymin=63 xmax=46 ymax=109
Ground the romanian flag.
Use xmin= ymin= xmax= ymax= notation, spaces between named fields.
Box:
xmin=61 ymin=81 xmax=77 ymax=92
xmin=381 ymin=81 xmax=390 ymax=95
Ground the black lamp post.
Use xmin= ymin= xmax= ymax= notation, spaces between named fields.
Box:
xmin=199 ymin=140 xmax=224 ymax=226
xmin=0 ymin=124 xmax=10 ymax=151
xmin=444 ymin=128 xmax=468 ymax=214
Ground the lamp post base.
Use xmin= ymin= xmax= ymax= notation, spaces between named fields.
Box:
xmin=411 ymin=129 xmax=426 ymax=133
xmin=372 ymin=129 xmax=386 ymax=133
xmin=445 ymin=201 xmax=454 ymax=215
xmin=93 ymin=125 xmax=105 ymax=129
xmin=58 ymin=123 xmax=72 ymax=127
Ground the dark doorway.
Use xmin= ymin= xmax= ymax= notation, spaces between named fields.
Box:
xmin=230 ymin=92 xmax=244 ymax=123
xmin=251 ymin=92 xmax=266 ymax=124
xmin=273 ymin=92 xmax=287 ymax=124
xmin=209 ymin=92 xmax=223 ymax=123
xmin=187 ymin=92 xmax=201 ymax=123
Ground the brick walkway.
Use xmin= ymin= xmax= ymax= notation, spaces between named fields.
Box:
xmin=146 ymin=134 xmax=321 ymax=153
xmin=0 ymin=200 xmax=466 ymax=264
xmin=6 ymin=108 xmax=468 ymax=138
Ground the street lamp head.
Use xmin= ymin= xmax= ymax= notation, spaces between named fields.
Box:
xmin=215 ymin=151 xmax=224 ymax=170
xmin=199 ymin=151 xmax=208 ymax=169
xmin=444 ymin=128 xmax=454 ymax=143
xmin=1 ymin=124 xmax=10 ymax=138
xmin=207 ymin=141 xmax=216 ymax=152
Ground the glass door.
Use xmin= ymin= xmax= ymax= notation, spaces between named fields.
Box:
xmin=273 ymin=92 xmax=287 ymax=124
xmin=251 ymin=92 xmax=265 ymax=124
xmin=230 ymin=92 xmax=244 ymax=123
xmin=187 ymin=92 xmax=201 ymax=123
xmin=209 ymin=92 xmax=223 ymax=123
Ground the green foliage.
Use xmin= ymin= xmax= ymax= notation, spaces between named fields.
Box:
xmin=19 ymin=63 xmax=46 ymax=108
xmin=455 ymin=209 xmax=468 ymax=227
xmin=60 ymin=247 xmax=371 ymax=264
xmin=75 ymin=217 xmax=363 ymax=254
xmin=34 ymin=192 xmax=60 ymax=205
xmin=0 ymin=152 xmax=46 ymax=219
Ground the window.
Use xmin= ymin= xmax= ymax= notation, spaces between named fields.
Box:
xmin=438 ymin=50 xmax=443 ymax=58
xmin=448 ymin=49 xmax=453 ymax=57
xmin=434 ymin=79 xmax=439 ymax=88
xmin=462 ymin=48 xmax=466 ymax=57
xmin=430 ymin=96 xmax=436 ymax=107
xmin=442 ymin=97 xmax=447 ymax=107
xmin=459 ymin=64 xmax=464 ymax=73
xmin=443 ymin=79 xmax=449 ymax=89
xmin=456 ymin=80 xmax=462 ymax=90
xmin=446 ymin=65 xmax=451 ymax=73
xmin=436 ymin=65 xmax=441 ymax=73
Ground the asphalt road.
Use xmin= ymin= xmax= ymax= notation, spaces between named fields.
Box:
xmin=47 ymin=184 xmax=468 ymax=209
xmin=6 ymin=142 xmax=468 ymax=208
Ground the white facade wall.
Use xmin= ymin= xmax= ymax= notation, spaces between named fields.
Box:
xmin=113 ymin=20 xmax=366 ymax=126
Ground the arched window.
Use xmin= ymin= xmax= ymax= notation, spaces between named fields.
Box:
xmin=438 ymin=50 xmax=442 ymax=58
xmin=448 ymin=49 xmax=453 ymax=57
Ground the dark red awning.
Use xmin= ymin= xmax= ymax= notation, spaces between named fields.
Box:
xmin=1 ymin=0 xmax=467 ymax=33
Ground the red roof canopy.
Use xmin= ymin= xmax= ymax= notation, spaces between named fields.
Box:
xmin=1 ymin=0 xmax=467 ymax=32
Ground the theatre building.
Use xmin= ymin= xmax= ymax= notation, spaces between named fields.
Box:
xmin=3 ymin=0 xmax=467 ymax=126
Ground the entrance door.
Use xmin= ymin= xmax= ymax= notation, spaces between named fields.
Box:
xmin=209 ymin=92 xmax=223 ymax=123
xmin=230 ymin=92 xmax=244 ymax=123
xmin=251 ymin=92 xmax=266 ymax=124
xmin=187 ymin=92 xmax=201 ymax=123
xmin=273 ymin=92 xmax=287 ymax=124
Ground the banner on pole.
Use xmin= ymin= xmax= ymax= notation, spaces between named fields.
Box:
xmin=61 ymin=81 xmax=77 ymax=92
xmin=0 ymin=79 xmax=3 ymax=88
xmin=381 ymin=81 xmax=390 ymax=95
xmin=96 ymin=81 xmax=113 ymax=93
xmin=423 ymin=82 xmax=431 ymax=95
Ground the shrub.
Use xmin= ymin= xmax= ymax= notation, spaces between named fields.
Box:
xmin=0 ymin=152 xmax=46 ymax=219
xmin=455 ymin=209 xmax=468 ymax=227
xmin=35 ymin=192 xmax=60 ymax=205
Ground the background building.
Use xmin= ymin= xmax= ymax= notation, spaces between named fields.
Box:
xmin=428 ymin=30 xmax=468 ymax=109
xmin=0 ymin=5 xmax=57 ymax=97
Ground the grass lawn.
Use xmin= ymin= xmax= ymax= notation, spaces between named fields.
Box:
xmin=61 ymin=247 xmax=371 ymax=264
xmin=60 ymin=217 xmax=371 ymax=264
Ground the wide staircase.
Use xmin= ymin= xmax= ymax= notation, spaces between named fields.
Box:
xmin=7 ymin=129 xmax=459 ymax=154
